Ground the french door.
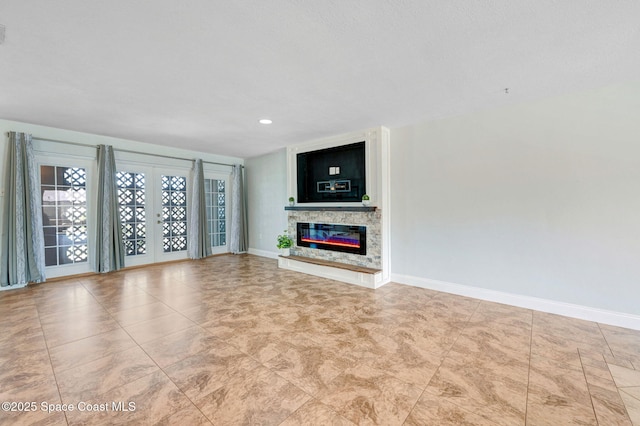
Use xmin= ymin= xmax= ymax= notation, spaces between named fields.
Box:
xmin=116 ymin=165 xmax=229 ymax=267
xmin=39 ymin=157 xmax=94 ymax=278
xmin=115 ymin=166 xmax=186 ymax=266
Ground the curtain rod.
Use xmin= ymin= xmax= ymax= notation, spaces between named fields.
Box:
xmin=26 ymin=135 xmax=242 ymax=168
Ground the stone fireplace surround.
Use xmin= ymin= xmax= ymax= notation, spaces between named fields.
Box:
xmin=288 ymin=209 xmax=381 ymax=269
xmin=278 ymin=126 xmax=390 ymax=288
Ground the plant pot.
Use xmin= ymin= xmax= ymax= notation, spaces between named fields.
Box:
xmin=362 ymin=199 xmax=370 ymax=206
xmin=289 ymin=201 xmax=294 ymax=206
xmin=280 ymin=248 xmax=290 ymax=257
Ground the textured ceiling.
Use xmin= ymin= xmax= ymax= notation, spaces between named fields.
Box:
xmin=1 ymin=1 xmax=639 ymax=158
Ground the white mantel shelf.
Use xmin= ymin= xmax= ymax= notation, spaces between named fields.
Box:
xmin=285 ymin=206 xmax=376 ymax=212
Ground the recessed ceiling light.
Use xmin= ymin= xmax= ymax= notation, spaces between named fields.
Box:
xmin=259 ymin=119 xmax=272 ymax=124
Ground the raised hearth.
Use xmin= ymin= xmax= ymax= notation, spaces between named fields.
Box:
xmin=278 ymin=255 xmax=383 ymax=288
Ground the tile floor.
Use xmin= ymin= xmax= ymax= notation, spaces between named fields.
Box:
xmin=1 ymin=254 xmax=639 ymax=425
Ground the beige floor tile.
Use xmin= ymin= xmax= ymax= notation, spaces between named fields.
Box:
xmin=123 ymin=311 xmax=195 ymax=344
xmin=405 ymin=391 xmax=496 ymax=425
xmin=603 ymin=328 xmax=640 ymax=349
xmin=155 ymin=404 xmax=213 ymax=425
xmin=578 ymin=348 xmax=608 ymax=366
xmin=56 ymin=345 xmax=159 ymax=403
xmin=37 ymin=301 xmax=109 ymax=325
xmin=201 ymin=310 xmax=273 ymax=340
xmin=582 ymin=364 xmax=618 ymax=389
xmin=426 ymin=351 xmax=528 ymax=426
xmin=530 ymin=330 xmax=592 ymax=370
xmin=0 ymin=305 xmax=42 ymax=338
xmin=451 ymin=332 xmax=531 ymax=365
xmin=609 ymin=364 xmax=640 ymax=388
xmin=279 ymin=400 xmax=356 ymax=426
xmin=48 ymin=328 xmax=137 ymax=373
xmin=0 ymin=411 xmax=66 ymax=426
xmin=367 ymin=314 xmax=463 ymax=358
xmin=533 ymin=311 xmax=606 ymax=346
xmin=195 ymin=365 xmax=311 ymax=425
xmin=264 ymin=339 xmax=356 ymax=396
xmin=587 ymin=383 xmax=633 ymax=425
xmin=34 ymin=287 xmax=100 ymax=316
xmin=82 ymin=278 xmax=138 ymax=294
xmin=0 ymin=287 xmax=36 ymax=310
xmin=2 ymin=255 xmax=640 ymax=425
xmin=97 ymin=289 xmax=161 ymax=313
xmin=40 ymin=308 xmax=121 ymax=348
xmin=0 ymin=376 xmax=63 ymax=426
xmin=0 ymin=334 xmax=56 ymax=391
xmin=157 ymin=291 xmax=209 ymax=311
xmin=605 ymin=353 xmax=637 ymax=369
xmin=357 ymin=330 xmax=442 ymax=388
xmin=620 ymin=390 xmax=640 ymax=425
xmin=621 ymin=386 xmax=640 ymax=401
xmin=317 ymin=364 xmax=423 ymax=425
xmin=0 ymin=325 xmax=45 ymax=351
xmin=110 ymin=301 xmax=176 ymax=327
xmin=178 ymin=301 xmax=229 ymax=324
xmin=164 ymin=342 xmax=261 ymax=400
xmin=65 ymin=370 xmax=192 ymax=425
xmin=224 ymin=329 xmax=300 ymax=363
xmin=526 ymin=363 xmax=597 ymax=426
xmin=139 ymin=325 xmax=219 ymax=368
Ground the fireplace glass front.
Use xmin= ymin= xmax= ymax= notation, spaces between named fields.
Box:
xmin=297 ymin=222 xmax=366 ymax=255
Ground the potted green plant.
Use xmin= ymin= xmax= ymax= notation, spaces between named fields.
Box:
xmin=277 ymin=231 xmax=293 ymax=256
xmin=362 ymin=194 xmax=371 ymax=206
xmin=288 ymin=196 xmax=295 ymax=206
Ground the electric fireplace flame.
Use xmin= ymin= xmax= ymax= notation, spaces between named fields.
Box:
xmin=297 ymin=223 xmax=366 ymax=255
xmin=300 ymin=237 xmax=360 ymax=248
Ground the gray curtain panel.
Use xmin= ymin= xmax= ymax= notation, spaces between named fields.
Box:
xmin=95 ymin=144 xmax=124 ymax=273
xmin=1 ymin=132 xmax=46 ymax=287
xmin=188 ymin=159 xmax=211 ymax=259
xmin=229 ymin=164 xmax=248 ymax=254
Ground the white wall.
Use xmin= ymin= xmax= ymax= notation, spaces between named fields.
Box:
xmin=246 ymin=149 xmax=287 ymax=258
xmin=0 ymin=119 xmax=242 ymax=169
xmin=390 ymin=81 xmax=640 ymax=317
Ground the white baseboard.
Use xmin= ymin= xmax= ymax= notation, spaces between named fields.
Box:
xmin=391 ymin=273 xmax=640 ymax=331
xmin=0 ymin=282 xmax=28 ymax=291
xmin=247 ymin=248 xmax=279 ymax=259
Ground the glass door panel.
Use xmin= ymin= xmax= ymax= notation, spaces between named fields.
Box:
xmin=204 ymin=179 xmax=228 ymax=253
xmin=204 ymin=176 xmax=229 ymax=255
xmin=38 ymin=156 xmax=94 ymax=279
xmin=117 ymin=171 xmax=148 ymax=256
xmin=157 ymin=173 xmax=189 ymax=261
xmin=116 ymin=167 xmax=154 ymax=267
xmin=41 ymin=165 xmax=89 ymax=266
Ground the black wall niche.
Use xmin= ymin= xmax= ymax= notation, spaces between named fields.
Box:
xmin=296 ymin=141 xmax=365 ymax=203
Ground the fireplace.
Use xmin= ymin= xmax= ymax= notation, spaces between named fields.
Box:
xmin=297 ymin=222 xmax=366 ymax=255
